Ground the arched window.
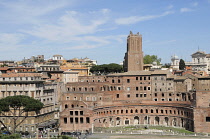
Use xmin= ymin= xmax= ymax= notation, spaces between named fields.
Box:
xmin=135 ymin=109 xmax=138 ymax=113
xmin=140 ymin=109 xmax=143 ymax=113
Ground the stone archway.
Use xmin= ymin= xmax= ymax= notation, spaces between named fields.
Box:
xmin=109 ymin=118 xmax=114 ymax=126
xmin=134 ymin=116 xmax=139 ymax=125
xmin=172 ymin=118 xmax=177 ymax=126
xmin=186 ymin=119 xmax=190 ymax=129
xmin=164 ymin=117 xmax=169 ymax=126
xmin=155 ymin=116 xmax=160 ymax=125
xmin=116 ymin=117 xmax=121 ymax=126
xmin=125 ymin=118 xmax=130 ymax=125
xmin=181 ymin=118 xmax=184 ymax=127
xmin=144 ymin=116 xmax=150 ymax=125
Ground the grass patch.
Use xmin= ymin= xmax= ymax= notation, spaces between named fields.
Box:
xmin=94 ymin=125 xmax=194 ymax=134
xmin=148 ymin=125 xmax=194 ymax=134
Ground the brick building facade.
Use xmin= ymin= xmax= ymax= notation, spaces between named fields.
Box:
xmin=59 ymin=32 xmax=210 ymax=133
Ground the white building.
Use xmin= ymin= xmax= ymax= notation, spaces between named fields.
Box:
xmin=83 ymin=57 xmax=97 ymax=65
xmin=185 ymin=51 xmax=210 ymax=74
xmin=52 ymin=55 xmax=64 ymax=60
xmin=171 ymin=55 xmax=179 ymax=70
xmin=62 ymin=70 xmax=79 ymax=84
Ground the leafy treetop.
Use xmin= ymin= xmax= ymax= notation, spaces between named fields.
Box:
xmin=144 ymin=55 xmax=161 ymax=65
xmin=179 ymin=59 xmax=186 ymax=70
xmin=0 ymin=95 xmax=43 ymax=113
xmin=90 ymin=63 xmax=123 ymax=74
xmin=0 ymin=95 xmax=44 ymax=133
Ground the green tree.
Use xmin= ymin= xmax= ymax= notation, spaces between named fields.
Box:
xmin=179 ymin=59 xmax=185 ymax=70
xmin=0 ymin=95 xmax=44 ymax=134
xmin=0 ymin=134 xmax=21 ymax=139
xmin=107 ymin=63 xmax=123 ymax=73
xmin=90 ymin=63 xmax=123 ymax=74
xmin=162 ymin=63 xmax=171 ymax=68
xmin=1 ymin=64 xmax=8 ymax=67
xmin=144 ymin=55 xmax=161 ymax=65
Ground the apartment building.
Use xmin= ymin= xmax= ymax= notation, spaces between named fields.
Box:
xmin=0 ymin=73 xmax=60 ymax=132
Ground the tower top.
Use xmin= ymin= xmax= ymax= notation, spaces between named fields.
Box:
xmin=123 ymin=31 xmax=143 ymax=72
xmin=129 ymin=31 xmax=142 ymax=37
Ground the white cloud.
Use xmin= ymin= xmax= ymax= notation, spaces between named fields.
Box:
xmin=0 ymin=0 xmax=70 ymax=24
xmin=101 ymin=9 xmax=111 ymax=14
xmin=167 ymin=5 xmax=174 ymax=10
xmin=145 ymin=40 xmax=177 ymax=46
xmin=64 ymin=35 xmax=126 ymax=50
xmin=180 ymin=8 xmax=193 ymax=13
xmin=0 ymin=33 xmax=28 ymax=59
xmin=82 ymin=36 xmax=110 ymax=44
xmin=19 ymin=8 xmax=126 ymax=50
xmin=88 ymin=8 xmax=110 ymax=15
xmin=192 ymin=2 xmax=198 ymax=7
xmin=0 ymin=0 xmax=69 ymax=16
xmin=21 ymin=10 xmax=109 ymax=42
xmin=0 ymin=33 xmax=25 ymax=50
xmin=115 ymin=11 xmax=174 ymax=25
xmin=70 ymin=44 xmax=100 ymax=49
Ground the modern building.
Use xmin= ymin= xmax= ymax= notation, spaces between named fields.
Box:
xmin=62 ymin=70 xmax=79 ymax=84
xmin=0 ymin=73 xmax=60 ymax=132
xmin=37 ymin=64 xmax=64 ymax=82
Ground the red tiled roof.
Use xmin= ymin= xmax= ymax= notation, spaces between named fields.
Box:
xmin=0 ymin=73 xmax=42 ymax=77
xmin=0 ymin=67 xmax=8 ymax=70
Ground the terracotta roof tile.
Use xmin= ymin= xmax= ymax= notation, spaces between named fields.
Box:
xmin=0 ymin=73 xmax=42 ymax=77
xmin=151 ymin=70 xmax=170 ymax=75
xmin=108 ymin=71 xmax=152 ymax=76
xmin=0 ymin=67 xmax=8 ymax=70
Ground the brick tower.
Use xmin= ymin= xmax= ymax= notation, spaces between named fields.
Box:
xmin=123 ymin=31 xmax=144 ymax=72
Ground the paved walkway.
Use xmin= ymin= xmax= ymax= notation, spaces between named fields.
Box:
xmin=87 ymin=133 xmax=210 ymax=139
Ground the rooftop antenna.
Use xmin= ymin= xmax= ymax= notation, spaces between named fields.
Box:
xmin=198 ymin=45 xmax=200 ymax=51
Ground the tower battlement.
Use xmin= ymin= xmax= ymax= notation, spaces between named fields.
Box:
xmin=124 ymin=31 xmax=144 ymax=72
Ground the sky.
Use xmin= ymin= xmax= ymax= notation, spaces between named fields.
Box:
xmin=0 ymin=0 xmax=210 ymax=65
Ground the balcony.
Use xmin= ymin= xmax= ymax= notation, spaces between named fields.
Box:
xmin=185 ymin=62 xmax=207 ymax=66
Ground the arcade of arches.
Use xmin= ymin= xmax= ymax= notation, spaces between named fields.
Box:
xmin=93 ymin=105 xmax=194 ymax=131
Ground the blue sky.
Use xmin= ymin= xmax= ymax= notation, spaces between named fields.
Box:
xmin=0 ymin=0 xmax=210 ymax=65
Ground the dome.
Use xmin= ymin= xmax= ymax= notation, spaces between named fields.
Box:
xmin=171 ymin=55 xmax=179 ymax=60
xmin=152 ymin=61 xmax=157 ymax=65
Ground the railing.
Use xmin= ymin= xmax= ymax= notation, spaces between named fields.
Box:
xmin=185 ymin=62 xmax=207 ymax=66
